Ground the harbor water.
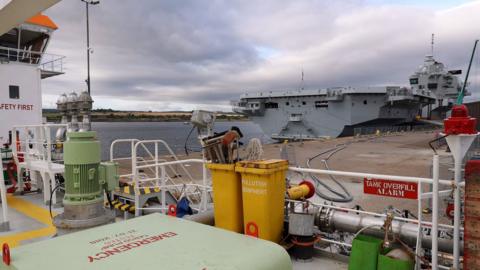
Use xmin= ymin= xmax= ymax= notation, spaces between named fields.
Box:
xmin=91 ymin=121 xmax=271 ymax=161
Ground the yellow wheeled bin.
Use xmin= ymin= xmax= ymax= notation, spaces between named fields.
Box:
xmin=206 ymin=163 xmax=244 ymax=233
xmin=235 ymin=159 xmax=289 ymax=243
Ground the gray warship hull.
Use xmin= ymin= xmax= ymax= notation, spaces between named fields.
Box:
xmin=233 ymin=86 xmax=433 ymax=139
xmin=233 ymin=55 xmax=464 ymax=140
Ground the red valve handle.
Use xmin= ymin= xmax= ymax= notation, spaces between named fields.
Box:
xmin=168 ymin=204 xmax=177 ymax=217
xmin=3 ymin=243 xmax=10 ymax=266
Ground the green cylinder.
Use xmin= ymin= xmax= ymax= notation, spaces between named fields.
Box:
xmin=63 ymin=131 xmax=102 ymax=205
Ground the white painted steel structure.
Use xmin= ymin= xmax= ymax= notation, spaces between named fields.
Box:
xmin=110 ymin=139 xmax=211 ymax=217
xmin=11 ymin=124 xmax=67 ymax=204
xmin=0 ymin=162 xmax=9 ymax=231
xmin=0 ymin=63 xmax=43 ymax=145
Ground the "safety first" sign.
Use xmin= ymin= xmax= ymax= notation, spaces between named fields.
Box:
xmin=363 ymin=178 xmax=418 ymax=199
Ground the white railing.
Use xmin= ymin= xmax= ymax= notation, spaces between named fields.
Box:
xmin=110 ymin=139 xmax=195 ymax=183
xmin=0 ymin=161 xmax=8 ymax=230
xmin=110 ymin=139 xmax=211 ymax=217
xmin=12 ymin=124 xmax=67 ymax=165
xmin=0 ymin=46 xmax=65 ymax=73
xmin=11 ymin=124 xmax=67 ymax=204
xmin=288 ymin=153 xmax=457 ymax=270
xmin=133 ymin=158 xmax=210 ymax=215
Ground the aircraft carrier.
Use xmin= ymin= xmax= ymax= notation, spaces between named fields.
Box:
xmin=233 ymin=55 xmax=464 ymax=140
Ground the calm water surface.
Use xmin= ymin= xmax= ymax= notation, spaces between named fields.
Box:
xmin=92 ymin=121 xmax=271 ymax=160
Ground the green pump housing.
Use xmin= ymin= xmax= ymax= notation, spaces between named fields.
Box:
xmin=63 ymin=131 xmax=115 ymax=205
xmin=54 ymin=131 xmax=118 ymax=234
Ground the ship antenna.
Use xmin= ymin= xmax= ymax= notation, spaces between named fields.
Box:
xmin=301 ymin=67 xmax=304 ymax=90
xmin=431 ymin=33 xmax=434 ymax=57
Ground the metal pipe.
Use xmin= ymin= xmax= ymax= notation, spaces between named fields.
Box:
xmin=432 ymin=154 xmax=439 ymax=269
xmin=86 ymin=0 xmax=90 ymax=95
xmin=305 ymin=201 xmax=456 ymax=230
xmin=0 ymin=162 xmax=9 ymax=229
xmin=453 ymin=154 xmax=461 ymax=269
xmin=316 ymin=208 xmax=460 ymax=254
xmin=202 ymin=151 xmax=208 ymax=211
xmin=415 ymin=180 xmax=422 ymax=270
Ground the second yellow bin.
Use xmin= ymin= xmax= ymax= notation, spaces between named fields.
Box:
xmin=206 ymin=163 xmax=244 ymax=233
xmin=235 ymin=159 xmax=288 ymax=243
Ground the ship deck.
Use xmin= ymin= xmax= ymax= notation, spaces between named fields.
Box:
xmin=0 ymin=129 xmax=459 ymax=269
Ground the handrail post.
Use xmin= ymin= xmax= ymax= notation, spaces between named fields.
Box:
xmin=431 ymin=154 xmax=439 ymax=269
xmin=155 ymin=142 xmax=159 ymax=186
xmin=415 ymin=180 xmax=422 ymax=270
xmin=453 ymin=155 xmax=461 ymax=269
xmin=161 ymin=166 xmax=166 ymax=214
xmin=202 ymin=150 xmax=208 ymax=211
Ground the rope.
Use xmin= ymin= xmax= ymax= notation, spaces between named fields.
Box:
xmin=244 ymin=138 xmax=263 ymax=160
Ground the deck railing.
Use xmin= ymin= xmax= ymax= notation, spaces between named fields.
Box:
xmin=0 ymin=46 xmax=65 ymax=73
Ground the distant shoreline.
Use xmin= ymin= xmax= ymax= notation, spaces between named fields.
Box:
xmin=43 ymin=111 xmax=248 ymax=123
xmin=74 ymin=118 xmax=250 ymax=123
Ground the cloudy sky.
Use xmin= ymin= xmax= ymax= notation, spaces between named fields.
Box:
xmin=33 ymin=0 xmax=480 ymax=111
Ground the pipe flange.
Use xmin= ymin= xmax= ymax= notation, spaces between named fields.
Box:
xmin=315 ymin=205 xmax=334 ymax=232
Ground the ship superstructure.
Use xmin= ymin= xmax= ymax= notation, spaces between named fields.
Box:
xmin=0 ymin=13 xmax=64 ymax=144
xmin=410 ymin=55 xmax=463 ymax=119
xmin=233 ymin=55 xmax=464 ymax=140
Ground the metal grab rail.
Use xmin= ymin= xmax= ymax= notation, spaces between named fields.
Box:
xmin=10 ymin=124 xmax=67 ymax=205
xmin=288 ymin=166 xmax=454 ymax=186
xmin=133 ymin=140 xmax=194 ymax=182
xmin=0 ymin=46 xmax=65 ymax=72
xmin=112 ymin=138 xmax=209 ymax=216
xmin=12 ymin=124 xmax=68 ymax=165
xmin=132 ymin=158 xmax=209 ymax=215
xmin=110 ymin=139 xmax=191 ymax=183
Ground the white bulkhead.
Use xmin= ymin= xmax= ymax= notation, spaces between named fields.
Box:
xmin=0 ymin=63 xmax=43 ymax=143
xmin=0 ymin=14 xmax=63 ymax=144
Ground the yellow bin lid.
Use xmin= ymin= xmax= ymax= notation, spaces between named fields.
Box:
xmin=236 ymin=159 xmax=288 ymax=169
xmin=206 ymin=163 xmax=236 ymax=171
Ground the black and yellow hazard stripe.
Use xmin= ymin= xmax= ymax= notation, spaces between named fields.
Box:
xmin=111 ymin=199 xmax=135 ymax=213
xmin=121 ymin=185 xmax=161 ymax=195
xmin=139 ymin=187 xmax=161 ymax=195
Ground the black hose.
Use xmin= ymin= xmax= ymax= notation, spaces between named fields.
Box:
xmin=104 ymin=185 xmax=114 ymax=210
xmin=428 ymin=134 xmax=448 ymax=154
xmin=184 ymin=125 xmax=196 ymax=156
xmin=49 ymin=184 xmax=63 ymax=219
xmin=306 ymin=145 xmax=353 ymax=203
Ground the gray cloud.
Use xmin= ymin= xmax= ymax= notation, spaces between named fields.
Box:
xmin=41 ymin=0 xmax=480 ymax=111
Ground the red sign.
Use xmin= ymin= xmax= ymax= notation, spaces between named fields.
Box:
xmin=363 ymin=178 xmax=418 ymax=199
